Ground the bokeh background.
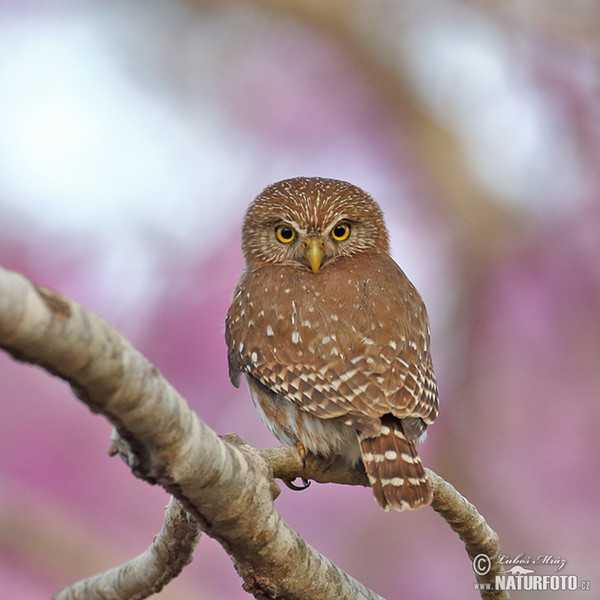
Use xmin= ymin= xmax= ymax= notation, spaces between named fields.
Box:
xmin=1 ymin=1 xmax=599 ymax=598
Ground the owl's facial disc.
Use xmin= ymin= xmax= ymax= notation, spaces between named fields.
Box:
xmin=304 ymin=238 xmax=325 ymax=273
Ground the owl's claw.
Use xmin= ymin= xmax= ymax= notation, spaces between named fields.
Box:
xmin=296 ymin=441 xmax=307 ymax=468
xmin=284 ymin=478 xmax=311 ymax=491
xmin=282 ymin=442 xmax=311 ymax=490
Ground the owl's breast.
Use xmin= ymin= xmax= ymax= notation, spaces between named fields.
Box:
xmin=225 ymin=252 xmax=437 ymax=424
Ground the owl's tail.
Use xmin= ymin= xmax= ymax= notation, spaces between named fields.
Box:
xmin=358 ymin=416 xmax=432 ymax=511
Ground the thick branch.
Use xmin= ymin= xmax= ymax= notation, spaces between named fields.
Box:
xmin=0 ymin=267 xmax=384 ymax=600
xmin=52 ymin=497 xmax=201 ymax=600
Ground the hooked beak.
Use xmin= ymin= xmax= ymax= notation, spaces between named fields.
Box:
xmin=304 ymin=238 xmax=325 ymax=273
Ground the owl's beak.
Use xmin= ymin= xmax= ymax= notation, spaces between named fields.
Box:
xmin=304 ymin=238 xmax=324 ymax=273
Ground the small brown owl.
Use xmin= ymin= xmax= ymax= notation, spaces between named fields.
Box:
xmin=225 ymin=177 xmax=439 ymax=511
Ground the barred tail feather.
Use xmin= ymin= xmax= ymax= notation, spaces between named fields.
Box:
xmin=359 ymin=418 xmax=432 ymax=511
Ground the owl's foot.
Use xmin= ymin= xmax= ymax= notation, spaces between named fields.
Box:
xmin=296 ymin=441 xmax=307 ymax=467
xmin=284 ymin=478 xmax=311 ymax=491
xmin=282 ymin=442 xmax=311 ymax=490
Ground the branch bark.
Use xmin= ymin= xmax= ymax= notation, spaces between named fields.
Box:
xmin=263 ymin=446 xmax=508 ymax=599
xmin=51 ymin=497 xmax=201 ymax=600
xmin=0 ymin=266 xmax=507 ymax=600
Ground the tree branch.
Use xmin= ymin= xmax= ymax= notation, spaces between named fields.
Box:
xmin=0 ymin=267 xmax=385 ymax=600
xmin=428 ymin=470 xmax=507 ymax=599
xmin=263 ymin=446 xmax=509 ymax=599
xmin=0 ymin=266 xmax=507 ymax=599
xmin=52 ymin=497 xmax=201 ymax=600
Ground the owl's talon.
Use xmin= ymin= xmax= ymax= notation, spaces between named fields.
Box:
xmin=296 ymin=441 xmax=307 ymax=468
xmin=284 ymin=478 xmax=311 ymax=491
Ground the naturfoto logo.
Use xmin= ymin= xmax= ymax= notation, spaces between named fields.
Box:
xmin=472 ymin=552 xmax=591 ymax=593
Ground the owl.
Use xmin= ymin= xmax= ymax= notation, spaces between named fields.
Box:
xmin=225 ymin=177 xmax=439 ymax=511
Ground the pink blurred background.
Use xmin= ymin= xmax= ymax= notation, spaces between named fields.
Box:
xmin=0 ymin=1 xmax=598 ymax=598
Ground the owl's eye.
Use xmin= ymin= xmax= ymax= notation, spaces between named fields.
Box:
xmin=275 ymin=224 xmax=296 ymax=243
xmin=331 ymin=222 xmax=351 ymax=241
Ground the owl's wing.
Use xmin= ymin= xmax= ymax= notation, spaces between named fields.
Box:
xmin=225 ymin=256 xmax=439 ymax=432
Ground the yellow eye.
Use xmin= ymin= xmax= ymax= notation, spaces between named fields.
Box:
xmin=331 ymin=222 xmax=351 ymax=241
xmin=276 ymin=224 xmax=296 ymax=243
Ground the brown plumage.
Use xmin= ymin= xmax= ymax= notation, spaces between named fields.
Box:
xmin=225 ymin=177 xmax=439 ymax=511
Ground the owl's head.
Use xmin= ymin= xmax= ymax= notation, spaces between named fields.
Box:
xmin=241 ymin=177 xmax=390 ymax=273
